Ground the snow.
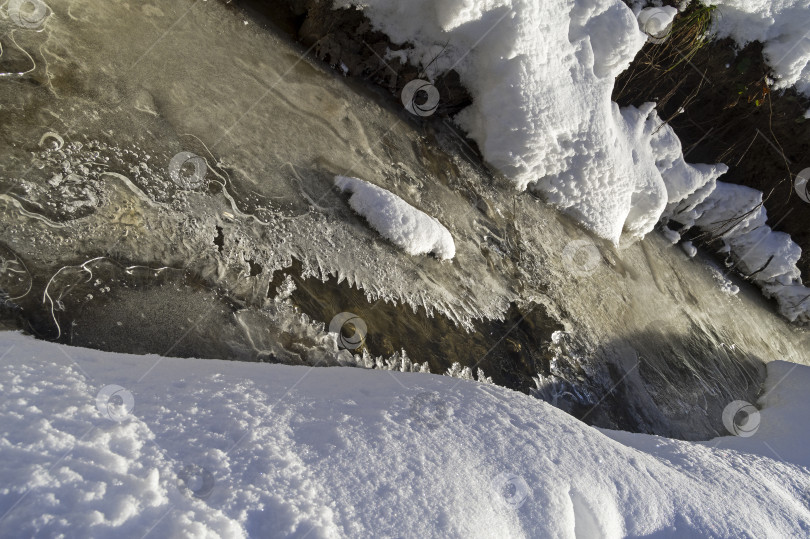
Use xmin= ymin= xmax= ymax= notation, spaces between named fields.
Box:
xmin=637 ymin=6 xmax=678 ymax=43
xmin=334 ymin=175 xmax=456 ymax=260
xmin=335 ymin=0 xmax=652 ymax=242
xmin=668 ymin=180 xmax=810 ymax=323
xmin=680 ymin=240 xmax=698 ymax=257
xmin=661 ymin=225 xmax=681 ymax=244
xmin=618 ymin=103 xmax=729 ymax=239
xmin=1 ymin=331 xmax=810 ymax=537
xmin=704 ymin=0 xmax=810 ymax=96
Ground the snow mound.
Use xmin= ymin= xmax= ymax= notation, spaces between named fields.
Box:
xmin=601 ymin=103 xmax=809 ymax=315
xmin=335 ymin=175 xmax=455 ymax=260
xmin=705 ymin=0 xmax=810 ymax=96
xmin=625 ymin=104 xmax=809 ymax=321
xmin=1 ymin=332 xmax=810 ymax=537
xmin=617 ymin=103 xmax=729 ymax=239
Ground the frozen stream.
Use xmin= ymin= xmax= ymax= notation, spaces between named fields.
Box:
xmin=0 ymin=0 xmax=808 ymax=440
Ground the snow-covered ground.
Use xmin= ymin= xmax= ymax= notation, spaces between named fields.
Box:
xmin=334 ymin=0 xmax=810 ymax=322
xmin=706 ymin=0 xmax=810 ymax=96
xmin=1 ymin=331 xmax=809 ymax=538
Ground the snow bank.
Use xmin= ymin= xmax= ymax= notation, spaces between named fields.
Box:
xmin=335 ymin=175 xmax=455 ymax=260
xmin=1 ymin=332 xmax=809 ymax=537
xmin=668 ymin=181 xmax=810 ymax=322
xmin=704 ymin=0 xmax=810 ymax=96
xmin=635 ymin=105 xmax=810 ymax=322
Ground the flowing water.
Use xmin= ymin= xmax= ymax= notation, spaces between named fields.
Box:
xmin=1 ymin=0 xmax=808 ymax=440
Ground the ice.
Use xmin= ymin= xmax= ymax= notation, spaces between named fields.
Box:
xmin=334 ymin=175 xmax=456 ymax=260
xmin=707 ymin=262 xmax=742 ymax=296
xmin=661 ymin=225 xmax=681 ymax=244
xmin=1 ymin=332 xmax=809 ymax=537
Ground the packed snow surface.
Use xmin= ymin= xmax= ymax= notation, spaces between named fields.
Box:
xmin=705 ymin=0 xmax=810 ymax=96
xmin=336 ymin=0 xmax=809 ymax=322
xmin=335 ymin=175 xmax=455 ymax=260
xmin=1 ymin=332 xmax=809 ymax=537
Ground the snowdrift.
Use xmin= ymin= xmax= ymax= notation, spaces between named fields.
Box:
xmin=0 ymin=332 xmax=808 ymax=537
